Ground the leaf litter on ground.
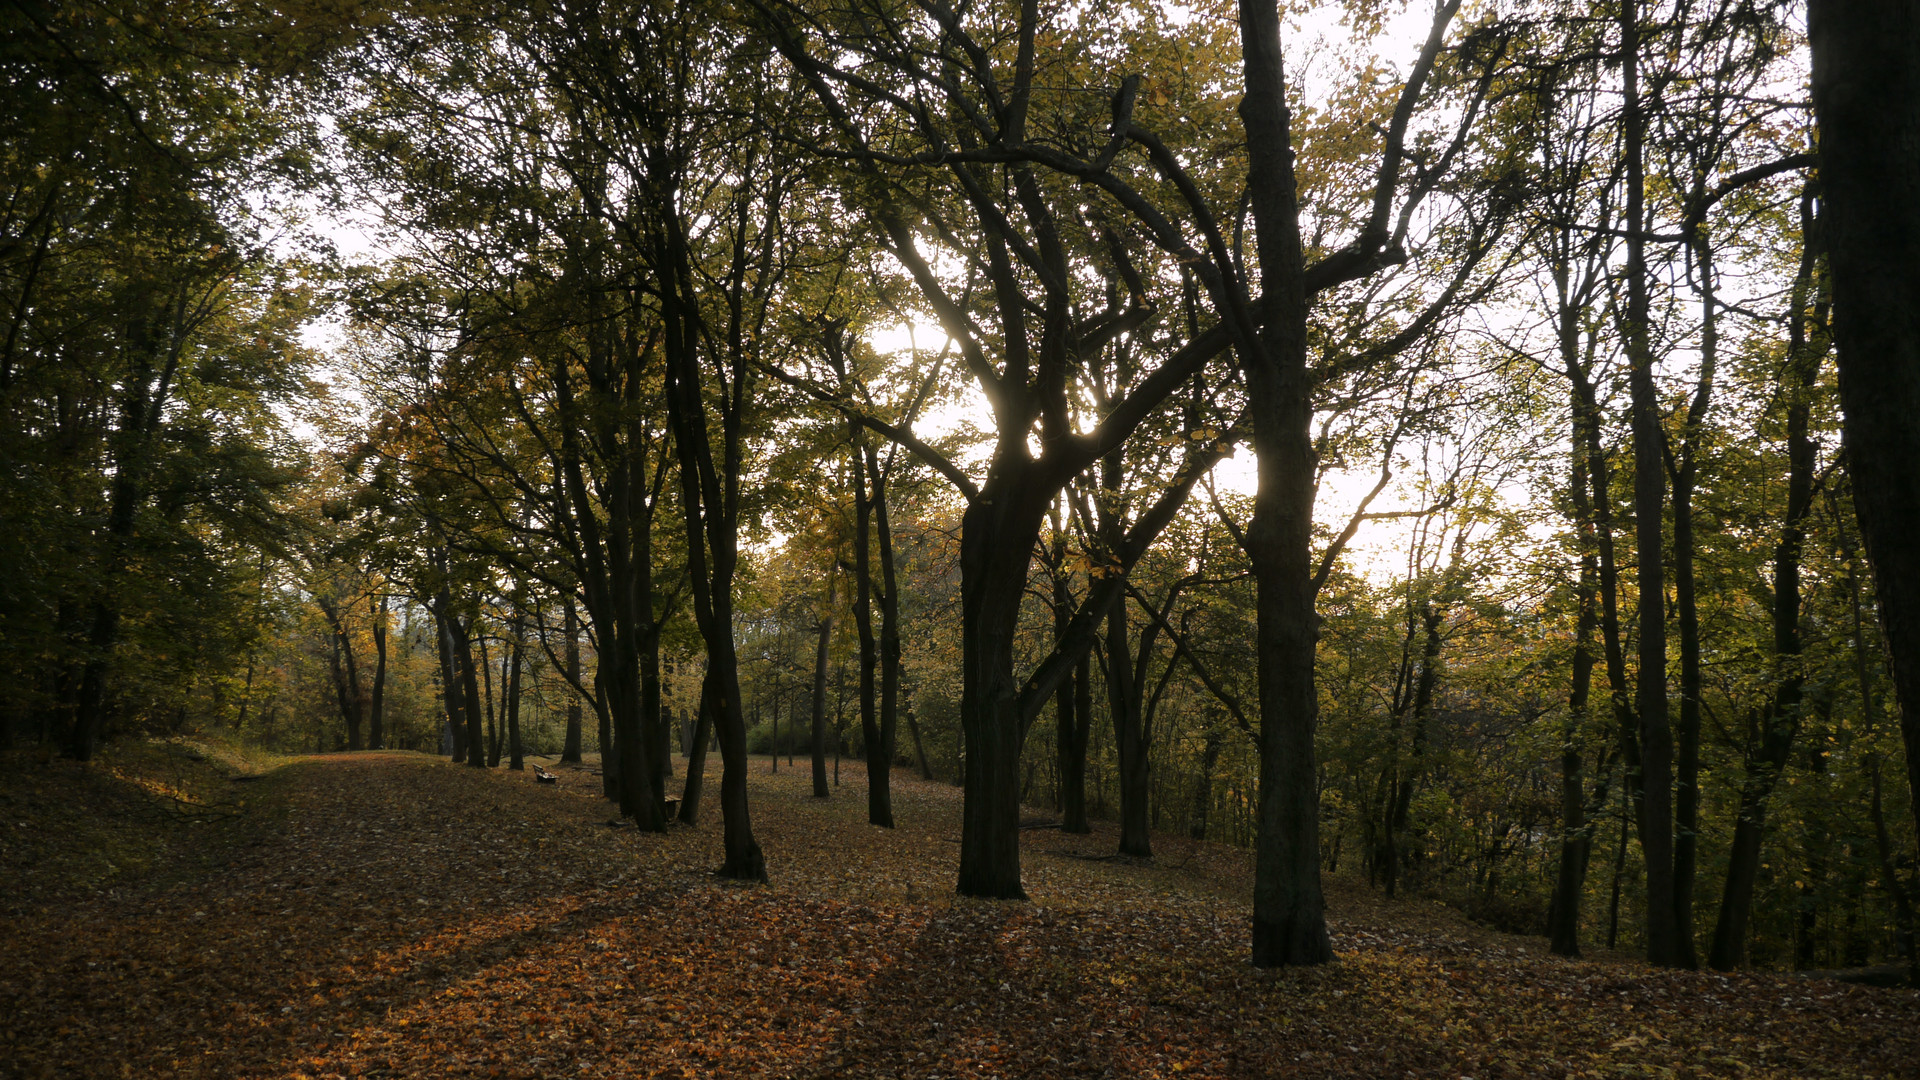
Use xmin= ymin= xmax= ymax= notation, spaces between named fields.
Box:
xmin=3 ymin=743 xmax=1917 ymax=1079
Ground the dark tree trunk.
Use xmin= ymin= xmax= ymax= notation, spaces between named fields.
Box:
xmin=597 ymin=670 xmax=617 ymax=799
xmin=1620 ymin=0 xmax=1683 ymax=968
xmin=1190 ymin=726 xmax=1222 ymax=840
xmin=679 ymin=700 xmax=712 ymax=826
xmin=1239 ymin=0 xmax=1333 ymax=967
xmin=1106 ymin=598 xmax=1152 ymax=858
xmin=66 ymin=299 xmax=173 ymax=762
xmin=1384 ymin=598 xmax=1443 ymax=898
xmin=905 ymin=690 xmax=933 ymax=781
xmin=369 ymin=594 xmax=387 ymax=751
xmin=854 ymin=436 xmax=894 ymax=826
xmin=453 ymin=614 xmax=487 ymax=770
xmin=1054 ymin=569 xmax=1092 ymax=835
xmin=478 ymin=631 xmax=500 ymax=767
xmin=954 ymin=476 xmax=1054 ymax=898
xmin=1808 ymin=0 xmax=1920 ymax=851
xmin=811 ymin=569 xmax=835 ymax=798
xmin=505 ymin=625 xmax=524 ymax=771
xmin=661 ymin=206 xmax=762 ymax=881
xmin=1551 ymin=438 xmax=1602 ymax=957
xmin=1668 ymin=217 xmax=1735 ymax=971
xmin=434 ymin=598 xmax=467 ymax=763
xmin=1709 ymin=192 xmax=1824 ymax=968
xmin=319 ymin=597 xmax=363 ymax=752
xmin=562 ymin=596 xmax=583 ymax=763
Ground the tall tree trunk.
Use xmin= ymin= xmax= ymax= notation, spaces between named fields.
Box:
xmin=67 ymin=297 xmax=173 ymax=762
xmin=1708 ymin=192 xmax=1824 ymax=968
xmin=1054 ymin=568 xmax=1092 ymax=835
xmin=1551 ymin=382 xmax=1604 ymax=955
xmin=1384 ymin=598 xmax=1443 ymax=898
xmin=1191 ymin=726 xmax=1222 ymax=840
xmin=811 ymin=567 xmax=835 ymax=798
xmin=1239 ymin=0 xmax=1332 ymax=966
xmin=1620 ymin=0 xmax=1683 ymax=968
xmin=679 ymin=699 xmax=712 ymax=826
xmin=1107 ymin=597 xmax=1152 ymax=857
xmin=369 ymin=594 xmax=387 ymax=751
xmin=505 ymin=620 xmax=524 ymax=771
xmin=562 ymin=596 xmax=583 ymax=763
xmin=319 ymin=597 xmax=361 ymax=751
xmin=1808 ymin=0 xmax=1920 ymax=850
xmin=954 ymin=474 xmax=1054 ymax=898
xmin=905 ymin=689 xmax=934 ymax=782
xmin=453 ymin=614 xmax=487 ymax=770
xmin=478 ymin=631 xmax=500 ymax=767
xmin=661 ymin=212 xmax=762 ymax=881
xmin=434 ymin=596 xmax=467 ymax=763
xmin=854 ymin=436 xmax=893 ymax=826
xmin=1668 ymin=217 xmax=1731 ymax=971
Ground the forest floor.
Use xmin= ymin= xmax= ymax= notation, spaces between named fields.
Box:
xmin=3 ymin=741 xmax=1917 ymax=1080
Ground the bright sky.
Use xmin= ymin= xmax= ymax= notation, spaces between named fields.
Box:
xmin=863 ymin=320 xmax=1474 ymax=584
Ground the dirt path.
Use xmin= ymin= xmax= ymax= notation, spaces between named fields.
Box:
xmin=5 ymin=750 xmax=1918 ymax=1079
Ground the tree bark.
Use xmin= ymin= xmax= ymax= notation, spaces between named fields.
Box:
xmin=1808 ymin=0 xmax=1920 ymax=849
xmin=1054 ymin=568 xmax=1092 ymax=835
xmin=452 ymin=613 xmax=487 ymax=770
xmin=369 ymin=594 xmax=387 ymax=751
xmin=1708 ymin=189 xmax=1824 ymax=969
xmin=434 ymin=597 xmax=466 ymax=762
xmin=854 ymin=436 xmax=895 ymax=826
xmin=1620 ymin=0 xmax=1684 ymax=968
xmin=811 ymin=567 xmax=835 ymax=798
xmin=505 ymin=617 xmax=524 ymax=771
xmin=1239 ymin=0 xmax=1334 ymax=967
xmin=562 ymin=596 xmax=583 ymax=763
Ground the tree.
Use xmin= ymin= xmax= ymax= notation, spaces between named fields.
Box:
xmin=1808 ymin=0 xmax=1920 ymax=862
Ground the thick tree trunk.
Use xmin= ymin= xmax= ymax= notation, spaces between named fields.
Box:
xmin=954 ymin=480 xmax=1051 ymax=898
xmin=1107 ymin=600 xmax=1153 ymax=858
xmin=1808 ymin=0 xmax=1920 ymax=849
xmin=1239 ymin=0 xmax=1333 ymax=967
xmin=434 ymin=599 xmax=467 ymax=763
